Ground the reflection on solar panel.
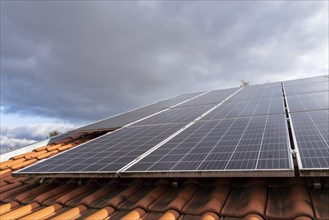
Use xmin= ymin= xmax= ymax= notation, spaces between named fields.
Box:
xmin=290 ymin=110 xmax=329 ymax=176
xmin=177 ymin=88 xmax=239 ymax=107
xmin=19 ymin=123 xmax=187 ymax=175
xmin=228 ymin=85 xmax=283 ymax=102
xmin=134 ymin=104 xmax=215 ymax=126
xmin=283 ymin=76 xmax=328 ymax=86
xmin=284 ymin=81 xmax=329 ymax=96
xmin=74 ymin=92 xmax=204 ymax=131
xmin=126 ymin=114 xmax=293 ymax=176
xmin=285 ymin=91 xmax=329 ymax=113
xmin=202 ymin=97 xmax=285 ymax=120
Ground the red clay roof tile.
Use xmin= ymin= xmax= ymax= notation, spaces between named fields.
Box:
xmin=119 ymin=183 xmax=169 ymax=210
xmin=159 ymin=209 xmax=181 ymax=220
xmin=183 ymin=184 xmax=230 ymax=215
xmin=20 ymin=204 xmax=62 ymax=220
xmin=120 ymin=208 xmax=146 ymax=220
xmin=0 ymin=201 xmax=20 ymax=216
xmin=0 ymin=202 xmax=40 ymax=219
xmin=84 ymin=206 xmax=115 ymax=220
xmin=221 ymin=185 xmax=267 ymax=218
xmin=55 ymin=183 xmax=97 ymax=206
xmin=309 ymin=189 xmax=329 ymax=220
xmin=266 ymin=185 xmax=314 ymax=219
xmin=50 ymin=204 xmax=87 ymax=220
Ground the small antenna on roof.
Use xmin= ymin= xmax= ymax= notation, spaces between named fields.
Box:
xmin=240 ymin=80 xmax=251 ymax=87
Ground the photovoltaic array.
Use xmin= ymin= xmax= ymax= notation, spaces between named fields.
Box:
xmin=284 ymin=76 xmax=329 ymax=176
xmin=16 ymin=75 xmax=329 ymax=177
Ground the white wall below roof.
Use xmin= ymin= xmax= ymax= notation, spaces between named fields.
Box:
xmin=0 ymin=139 xmax=50 ymax=162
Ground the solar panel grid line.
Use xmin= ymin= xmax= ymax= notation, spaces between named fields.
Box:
xmin=223 ymin=117 xmax=257 ymax=170
xmin=254 ymin=115 xmax=270 ymax=169
xmin=195 ymin=119 xmax=241 ymax=170
xmin=118 ymin=87 xmax=244 ymax=173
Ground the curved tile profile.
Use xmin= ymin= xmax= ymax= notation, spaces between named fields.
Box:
xmin=266 ymin=184 xmax=314 ymax=219
xmin=310 ymin=189 xmax=329 ymax=220
xmin=221 ymin=185 xmax=267 ymax=218
xmin=183 ymin=184 xmax=230 ymax=215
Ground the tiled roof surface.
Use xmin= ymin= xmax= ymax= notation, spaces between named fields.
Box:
xmin=1 ymin=135 xmax=329 ymax=220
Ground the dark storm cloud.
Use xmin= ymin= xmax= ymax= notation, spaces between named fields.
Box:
xmin=1 ymin=1 xmax=328 ymax=122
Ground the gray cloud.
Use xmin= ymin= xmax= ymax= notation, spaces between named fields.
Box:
xmin=1 ymin=1 xmax=328 ymax=123
xmin=0 ymin=123 xmax=77 ymax=151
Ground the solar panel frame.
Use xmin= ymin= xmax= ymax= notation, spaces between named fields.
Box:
xmin=289 ymin=110 xmax=329 ymax=176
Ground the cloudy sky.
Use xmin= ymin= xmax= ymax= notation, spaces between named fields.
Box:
xmin=1 ymin=1 xmax=328 ymax=150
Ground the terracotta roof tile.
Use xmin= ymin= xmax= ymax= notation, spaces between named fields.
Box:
xmin=119 ymin=183 xmax=169 ymax=210
xmin=0 ymin=201 xmax=20 ymax=215
xmin=221 ymin=184 xmax=267 ymax=218
xmin=159 ymin=209 xmax=181 ymax=220
xmin=266 ymin=184 xmax=314 ymax=219
xmin=50 ymin=204 xmax=87 ymax=220
xmin=36 ymin=150 xmax=59 ymax=160
xmin=0 ymin=202 xmax=40 ymax=219
xmin=19 ymin=204 xmax=62 ymax=220
xmin=143 ymin=211 xmax=164 ymax=220
xmin=0 ymin=158 xmax=26 ymax=170
xmin=10 ymin=158 xmax=37 ymax=170
xmin=84 ymin=206 xmax=115 ymax=220
xmin=56 ymin=183 xmax=97 ymax=206
xmin=105 ymin=182 xmax=142 ymax=208
xmin=122 ymin=208 xmax=147 ymax=220
xmin=309 ymin=189 xmax=329 ymax=220
xmin=1 ymin=183 xmax=38 ymax=203
xmin=15 ymin=183 xmax=58 ymax=204
xmin=183 ymin=184 xmax=230 ymax=215
xmin=149 ymin=184 xmax=192 ymax=213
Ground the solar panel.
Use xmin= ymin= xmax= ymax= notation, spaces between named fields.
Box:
xmin=290 ymin=110 xmax=329 ymax=176
xmin=285 ymin=91 xmax=329 ymax=113
xmin=134 ymin=104 xmax=215 ymax=126
xmin=177 ymin=88 xmax=239 ymax=107
xmin=202 ymin=96 xmax=285 ymax=120
xmin=284 ymin=81 xmax=329 ymax=96
xmin=228 ymin=85 xmax=283 ymax=102
xmin=18 ymin=123 xmax=187 ymax=176
xmin=74 ymin=92 xmax=205 ymax=132
xmin=126 ymin=114 xmax=293 ymax=176
xmin=283 ymin=76 xmax=328 ymax=86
